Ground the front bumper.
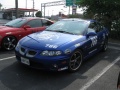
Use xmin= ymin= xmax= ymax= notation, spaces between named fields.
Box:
xmin=15 ymin=50 xmax=70 ymax=71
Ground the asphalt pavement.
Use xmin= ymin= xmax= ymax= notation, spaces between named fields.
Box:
xmin=0 ymin=40 xmax=120 ymax=90
xmin=0 ymin=18 xmax=120 ymax=90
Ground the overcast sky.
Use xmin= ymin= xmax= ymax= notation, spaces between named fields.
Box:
xmin=0 ymin=0 xmax=83 ymax=16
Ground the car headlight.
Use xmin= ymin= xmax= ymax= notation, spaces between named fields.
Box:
xmin=41 ymin=50 xmax=62 ymax=56
xmin=16 ymin=42 xmax=20 ymax=50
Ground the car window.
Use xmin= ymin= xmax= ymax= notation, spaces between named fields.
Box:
xmin=42 ymin=19 xmax=53 ymax=26
xmin=46 ymin=20 xmax=87 ymax=35
xmin=5 ymin=18 xmax=27 ymax=28
xmin=26 ymin=19 xmax=42 ymax=28
xmin=88 ymin=22 xmax=100 ymax=33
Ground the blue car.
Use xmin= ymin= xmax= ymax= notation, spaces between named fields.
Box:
xmin=15 ymin=18 xmax=109 ymax=72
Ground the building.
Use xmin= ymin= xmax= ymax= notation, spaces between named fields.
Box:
xmin=3 ymin=8 xmax=38 ymax=20
xmin=0 ymin=10 xmax=3 ymax=19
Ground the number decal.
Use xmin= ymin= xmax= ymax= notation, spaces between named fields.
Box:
xmin=45 ymin=44 xmax=58 ymax=49
xmin=90 ymin=36 xmax=97 ymax=47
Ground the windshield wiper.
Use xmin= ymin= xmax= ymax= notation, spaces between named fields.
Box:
xmin=45 ymin=29 xmax=52 ymax=31
xmin=54 ymin=30 xmax=75 ymax=35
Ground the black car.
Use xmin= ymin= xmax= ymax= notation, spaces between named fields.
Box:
xmin=117 ymin=72 xmax=120 ymax=89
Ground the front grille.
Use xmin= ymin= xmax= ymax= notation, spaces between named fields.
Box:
xmin=26 ymin=50 xmax=37 ymax=57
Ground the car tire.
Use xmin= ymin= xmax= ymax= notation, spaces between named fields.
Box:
xmin=68 ymin=49 xmax=83 ymax=72
xmin=2 ymin=36 xmax=17 ymax=51
xmin=102 ymin=38 xmax=108 ymax=52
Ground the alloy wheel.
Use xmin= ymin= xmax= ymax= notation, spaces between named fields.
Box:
xmin=2 ymin=36 xmax=17 ymax=50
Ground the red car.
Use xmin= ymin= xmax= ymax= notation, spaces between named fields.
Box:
xmin=0 ymin=17 xmax=54 ymax=50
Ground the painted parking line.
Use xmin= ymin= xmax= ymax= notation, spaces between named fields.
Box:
xmin=108 ymin=46 xmax=120 ymax=50
xmin=0 ymin=56 xmax=15 ymax=61
xmin=79 ymin=55 xmax=120 ymax=90
xmin=109 ymin=42 xmax=120 ymax=46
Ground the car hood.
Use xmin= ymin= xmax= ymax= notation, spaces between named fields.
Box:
xmin=20 ymin=31 xmax=83 ymax=50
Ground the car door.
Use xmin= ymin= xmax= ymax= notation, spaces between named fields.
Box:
xmin=95 ymin=23 xmax=107 ymax=48
xmin=25 ymin=19 xmax=46 ymax=34
xmin=79 ymin=25 xmax=97 ymax=58
xmin=85 ymin=22 xmax=98 ymax=55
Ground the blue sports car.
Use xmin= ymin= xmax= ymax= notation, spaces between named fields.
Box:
xmin=15 ymin=18 xmax=109 ymax=72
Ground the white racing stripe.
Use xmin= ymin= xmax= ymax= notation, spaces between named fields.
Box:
xmin=80 ymin=56 xmax=120 ymax=90
xmin=0 ymin=56 xmax=15 ymax=61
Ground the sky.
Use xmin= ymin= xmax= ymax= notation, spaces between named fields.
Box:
xmin=0 ymin=0 xmax=83 ymax=16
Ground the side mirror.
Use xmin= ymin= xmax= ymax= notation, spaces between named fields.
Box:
xmin=23 ymin=25 xmax=31 ymax=29
xmin=87 ymin=32 xmax=97 ymax=37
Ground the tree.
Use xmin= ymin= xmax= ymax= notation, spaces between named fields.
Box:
xmin=35 ymin=11 xmax=42 ymax=17
xmin=0 ymin=3 xmax=2 ymax=10
xmin=77 ymin=0 xmax=120 ymax=39
xmin=78 ymin=0 xmax=120 ymax=14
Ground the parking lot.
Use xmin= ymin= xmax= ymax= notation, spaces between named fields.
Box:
xmin=0 ymin=19 xmax=120 ymax=90
xmin=0 ymin=39 xmax=119 ymax=90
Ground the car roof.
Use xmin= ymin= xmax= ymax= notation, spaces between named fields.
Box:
xmin=19 ymin=17 xmax=51 ymax=21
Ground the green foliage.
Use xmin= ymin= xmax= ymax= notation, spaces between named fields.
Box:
xmin=77 ymin=0 xmax=120 ymax=40
xmin=68 ymin=14 xmax=84 ymax=18
xmin=78 ymin=0 xmax=120 ymax=16
xmin=35 ymin=11 xmax=42 ymax=17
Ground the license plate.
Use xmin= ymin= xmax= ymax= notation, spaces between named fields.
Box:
xmin=21 ymin=57 xmax=30 ymax=65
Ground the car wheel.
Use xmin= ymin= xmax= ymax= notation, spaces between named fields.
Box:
xmin=2 ymin=36 xmax=17 ymax=51
xmin=102 ymin=39 xmax=108 ymax=52
xmin=68 ymin=49 xmax=83 ymax=72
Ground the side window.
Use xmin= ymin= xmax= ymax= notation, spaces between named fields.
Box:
xmin=42 ymin=19 xmax=53 ymax=26
xmin=88 ymin=22 xmax=96 ymax=33
xmin=26 ymin=19 xmax=42 ymax=28
xmin=88 ymin=22 xmax=100 ymax=33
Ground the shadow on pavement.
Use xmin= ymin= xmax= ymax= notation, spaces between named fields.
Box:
xmin=0 ymin=48 xmax=120 ymax=90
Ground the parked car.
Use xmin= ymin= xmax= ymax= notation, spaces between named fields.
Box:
xmin=15 ymin=18 xmax=109 ymax=72
xmin=0 ymin=17 xmax=54 ymax=50
xmin=117 ymin=72 xmax=120 ymax=89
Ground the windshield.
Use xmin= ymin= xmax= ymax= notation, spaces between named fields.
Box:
xmin=46 ymin=20 xmax=88 ymax=35
xmin=4 ymin=18 xmax=27 ymax=28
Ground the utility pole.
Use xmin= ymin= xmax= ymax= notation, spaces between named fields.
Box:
xmin=15 ymin=0 xmax=18 ymax=18
xmin=32 ymin=0 xmax=35 ymax=17
xmin=26 ymin=0 xmax=27 ymax=8
xmin=68 ymin=6 xmax=70 ymax=15
xmin=25 ymin=0 xmax=27 ymax=16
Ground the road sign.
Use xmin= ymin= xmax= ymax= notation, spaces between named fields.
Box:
xmin=72 ymin=5 xmax=77 ymax=15
xmin=66 ymin=0 xmax=73 ymax=6
xmin=66 ymin=0 xmax=80 ymax=6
